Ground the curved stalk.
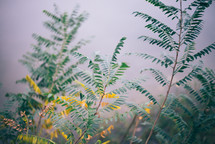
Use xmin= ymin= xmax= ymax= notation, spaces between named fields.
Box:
xmin=37 ymin=30 xmax=67 ymax=136
xmin=74 ymin=86 xmax=107 ymax=144
xmin=120 ymin=115 xmax=138 ymax=143
xmin=145 ymin=0 xmax=183 ymax=143
xmin=130 ymin=115 xmax=141 ymax=144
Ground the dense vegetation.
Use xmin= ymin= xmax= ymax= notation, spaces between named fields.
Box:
xmin=1 ymin=0 xmax=215 ymax=144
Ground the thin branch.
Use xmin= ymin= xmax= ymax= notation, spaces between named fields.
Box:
xmin=36 ymin=116 xmax=42 ymax=136
xmin=74 ymin=86 xmax=107 ymax=144
xmin=74 ymin=129 xmax=87 ymax=144
xmin=120 ymin=115 xmax=138 ymax=143
xmin=182 ymin=127 xmax=193 ymax=143
xmin=144 ymin=0 xmax=183 ymax=143
xmin=130 ymin=115 xmax=141 ymax=144
xmin=49 ymin=23 xmax=69 ymax=93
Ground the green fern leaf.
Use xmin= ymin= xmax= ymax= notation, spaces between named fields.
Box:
xmin=145 ymin=68 xmax=169 ymax=86
xmin=127 ymin=53 xmax=173 ymax=68
xmin=133 ymin=12 xmax=176 ymax=36
xmin=145 ymin=0 xmax=179 ymax=19
xmin=138 ymin=36 xmax=175 ymax=51
xmin=111 ymin=37 xmax=127 ymax=63
xmin=43 ymin=10 xmax=61 ymax=22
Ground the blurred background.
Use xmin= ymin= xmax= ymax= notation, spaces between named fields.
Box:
xmin=0 ymin=0 xmax=215 ymax=106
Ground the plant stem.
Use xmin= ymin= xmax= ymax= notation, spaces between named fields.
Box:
xmin=183 ymin=127 xmax=192 ymax=143
xmin=144 ymin=0 xmax=183 ymax=143
xmin=120 ymin=115 xmax=137 ymax=143
xmin=130 ymin=115 xmax=140 ymax=144
xmin=49 ymin=35 xmax=66 ymax=93
xmin=26 ymin=116 xmax=29 ymax=136
xmin=36 ymin=31 xmax=67 ymax=136
xmin=74 ymin=129 xmax=87 ymax=144
xmin=36 ymin=116 xmax=42 ymax=135
xmin=95 ymin=90 xmax=106 ymax=115
xmin=74 ymin=87 xmax=107 ymax=144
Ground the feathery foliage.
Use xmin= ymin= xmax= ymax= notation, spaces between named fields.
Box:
xmin=127 ymin=0 xmax=215 ymax=143
xmin=0 ymin=5 xmax=89 ymax=143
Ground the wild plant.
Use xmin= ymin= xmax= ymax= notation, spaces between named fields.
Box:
xmin=127 ymin=0 xmax=215 ymax=143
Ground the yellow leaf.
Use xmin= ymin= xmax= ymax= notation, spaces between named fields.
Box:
xmin=61 ymin=132 xmax=68 ymax=140
xmin=100 ymin=130 xmax=106 ymax=138
xmin=54 ymin=130 xmax=58 ymax=138
xmin=110 ymin=105 xmax=121 ymax=110
xmin=102 ymin=140 xmax=111 ymax=144
xmin=44 ymin=100 xmax=49 ymax=106
xmin=100 ymin=125 xmax=114 ymax=138
xmin=74 ymin=91 xmax=81 ymax=97
xmin=145 ymin=108 xmax=151 ymax=114
xmin=61 ymin=110 xmax=67 ymax=117
xmin=138 ymin=116 xmax=143 ymax=120
xmin=103 ymin=93 xmax=119 ymax=98
xmin=107 ymin=125 xmax=114 ymax=133
xmin=101 ymin=102 xmax=109 ymax=107
xmin=61 ymin=111 xmax=65 ymax=118
xmin=79 ymin=128 xmax=82 ymax=136
xmin=86 ymin=135 xmax=92 ymax=141
xmin=147 ymin=101 xmax=154 ymax=106
xmin=32 ymin=136 xmax=37 ymax=144
xmin=65 ymin=107 xmax=72 ymax=115
xmin=50 ymin=132 xmax=54 ymax=140
xmin=77 ymin=99 xmax=88 ymax=108
xmin=54 ymin=96 xmax=88 ymax=108
xmin=26 ymin=75 xmax=41 ymax=94
xmin=74 ymin=80 xmax=96 ymax=95
xmin=42 ymin=118 xmax=53 ymax=130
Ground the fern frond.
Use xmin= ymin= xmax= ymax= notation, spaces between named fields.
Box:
xmin=26 ymin=75 xmax=42 ymax=94
xmin=32 ymin=33 xmax=57 ymax=47
xmin=133 ymin=12 xmax=176 ymax=36
xmin=180 ymin=94 xmax=199 ymax=114
xmin=43 ymin=10 xmax=61 ymax=22
xmin=125 ymin=81 xmax=157 ymax=104
xmin=145 ymin=0 xmax=179 ymax=19
xmin=162 ymin=108 xmax=188 ymax=135
xmin=102 ymin=96 xmax=126 ymax=112
xmin=17 ymin=134 xmax=56 ymax=144
xmin=70 ymin=39 xmax=90 ymax=53
xmin=110 ymin=86 xmax=128 ymax=95
xmin=111 ymin=37 xmax=126 ymax=63
xmin=107 ymin=62 xmax=130 ymax=85
xmin=167 ymin=95 xmax=193 ymax=117
xmin=145 ymin=68 xmax=169 ymax=86
xmin=43 ymin=21 xmax=62 ymax=35
xmin=127 ymin=53 xmax=173 ymax=68
xmin=76 ymin=70 xmax=94 ymax=85
xmin=180 ymin=42 xmax=195 ymax=63
xmin=71 ymin=52 xmax=90 ymax=64
xmin=144 ymin=24 xmax=177 ymax=48
xmin=126 ymin=103 xmax=151 ymax=119
xmin=186 ymin=0 xmax=213 ymax=11
xmin=154 ymin=126 xmax=172 ymax=144
xmin=183 ymin=1 xmax=213 ymax=44
xmin=199 ymin=114 xmax=215 ymax=131
xmin=128 ymin=136 xmax=142 ymax=143
xmin=175 ymin=66 xmax=202 ymax=86
xmin=138 ymin=36 xmax=174 ymax=51
xmin=185 ymin=42 xmax=215 ymax=62
xmin=74 ymin=80 xmax=97 ymax=101
xmin=18 ymin=53 xmax=36 ymax=73
xmin=184 ymin=84 xmax=203 ymax=103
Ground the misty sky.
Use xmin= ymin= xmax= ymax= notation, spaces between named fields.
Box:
xmin=0 ymin=0 xmax=215 ymax=105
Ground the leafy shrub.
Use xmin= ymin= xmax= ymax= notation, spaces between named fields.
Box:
xmin=1 ymin=0 xmax=215 ymax=144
